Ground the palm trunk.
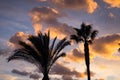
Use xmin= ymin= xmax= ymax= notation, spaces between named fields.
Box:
xmin=42 ymin=68 xmax=49 ymax=80
xmin=84 ymin=41 xmax=90 ymax=80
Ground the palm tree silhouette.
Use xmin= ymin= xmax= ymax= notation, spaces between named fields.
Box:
xmin=71 ymin=23 xmax=98 ymax=80
xmin=8 ymin=31 xmax=70 ymax=80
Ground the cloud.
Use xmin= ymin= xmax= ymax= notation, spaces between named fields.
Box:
xmin=66 ymin=44 xmax=95 ymax=62
xmin=62 ymin=75 xmax=73 ymax=80
xmin=45 ymin=23 xmax=76 ymax=39
xmin=91 ymin=33 xmax=120 ymax=60
xmin=51 ymin=63 xmax=83 ymax=78
xmin=29 ymin=73 xmax=41 ymax=80
xmin=51 ymin=63 xmax=95 ymax=79
xmin=67 ymin=48 xmax=85 ymax=62
xmin=103 ymin=0 xmax=120 ymax=8
xmin=9 ymin=32 xmax=29 ymax=44
xmin=30 ymin=6 xmax=76 ymax=39
xmin=11 ymin=69 xmax=41 ymax=80
xmin=9 ymin=32 xmax=30 ymax=48
xmin=51 ymin=0 xmax=98 ymax=13
xmin=12 ymin=69 xmax=30 ymax=76
xmin=0 ymin=74 xmax=17 ymax=80
xmin=0 ymin=39 xmax=12 ymax=56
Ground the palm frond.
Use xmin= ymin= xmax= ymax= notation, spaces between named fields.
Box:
xmin=73 ymin=28 xmax=81 ymax=36
xmin=48 ymin=52 xmax=66 ymax=72
xmin=8 ymin=50 xmax=35 ymax=63
xmin=91 ymin=30 xmax=98 ymax=40
xmin=85 ymin=25 xmax=92 ymax=38
xmin=48 ymin=38 xmax=70 ymax=72
xmin=18 ymin=41 xmax=46 ymax=67
xmin=53 ymin=38 xmax=67 ymax=55
xmin=56 ymin=41 xmax=70 ymax=55
xmin=70 ymin=35 xmax=83 ymax=43
xmin=49 ymin=37 xmax=57 ymax=58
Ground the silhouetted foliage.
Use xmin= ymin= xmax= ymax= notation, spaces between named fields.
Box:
xmin=118 ymin=43 xmax=120 ymax=52
xmin=8 ymin=31 xmax=70 ymax=80
xmin=71 ymin=22 xmax=98 ymax=80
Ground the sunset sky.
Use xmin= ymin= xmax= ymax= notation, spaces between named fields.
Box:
xmin=0 ymin=0 xmax=120 ymax=80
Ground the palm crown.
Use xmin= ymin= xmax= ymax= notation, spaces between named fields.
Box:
xmin=71 ymin=22 xmax=98 ymax=43
xmin=8 ymin=31 xmax=70 ymax=80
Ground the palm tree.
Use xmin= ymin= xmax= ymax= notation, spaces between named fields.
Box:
xmin=8 ymin=31 xmax=70 ymax=80
xmin=71 ymin=23 xmax=98 ymax=80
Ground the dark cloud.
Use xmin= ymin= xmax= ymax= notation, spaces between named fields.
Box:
xmin=11 ymin=69 xmax=41 ymax=80
xmin=29 ymin=73 xmax=41 ymax=80
xmin=50 ymin=63 xmax=94 ymax=78
xmin=12 ymin=69 xmax=30 ymax=76
xmin=51 ymin=63 xmax=80 ymax=77
xmin=67 ymin=48 xmax=85 ymax=62
xmin=62 ymin=75 xmax=73 ymax=80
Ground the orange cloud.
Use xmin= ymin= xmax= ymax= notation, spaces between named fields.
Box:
xmin=30 ymin=7 xmax=76 ymax=39
xmin=103 ymin=0 xmax=120 ymax=8
xmin=9 ymin=32 xmax=29 ymax=44
xmin=52 ymin=0 xmax=98 ymax=13
xmin=45 ymin=24 xmax=76 ymax=39
xmin=9 ymin=32 xmax=29 ymax=48
xmin=91 ymin=33 xmax=120 ymax=60
xmin=87 ymin=0 xmax=98 ymax=13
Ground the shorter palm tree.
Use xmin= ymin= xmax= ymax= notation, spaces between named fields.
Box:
xmin=8 ymin=31 xmax=70 ymax=80
xmin=71 ymin=23 xmax=98 ymax=80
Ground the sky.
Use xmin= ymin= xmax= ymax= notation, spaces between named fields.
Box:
xmin=0 ymin=0 xmax=120 ymax=80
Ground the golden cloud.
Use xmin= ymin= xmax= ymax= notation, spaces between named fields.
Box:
xmin=9 ymin=32 xmax=29 ymax=44
xmin=30 ymin=7 xmax=76 ymax=39
xmin=45 ymin=24 xmax=76 ymax=39
xmin=103 ymin=0 xmax=120 ymax=8
xmin=87 ymin=0 xmax=98 ymax=13
xmin=52 ymin=0 xmax=98 ymax=13
xmin=9 ymin=32 xmax=30 ymax=48
xmin=91 ymin=33 xmax=120 ymax=60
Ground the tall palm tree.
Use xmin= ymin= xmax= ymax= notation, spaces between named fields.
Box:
xmin=71 ymin=23 xmax=98 ymax=80
xmin=8 ymin=31 xmax=70 ymax=80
